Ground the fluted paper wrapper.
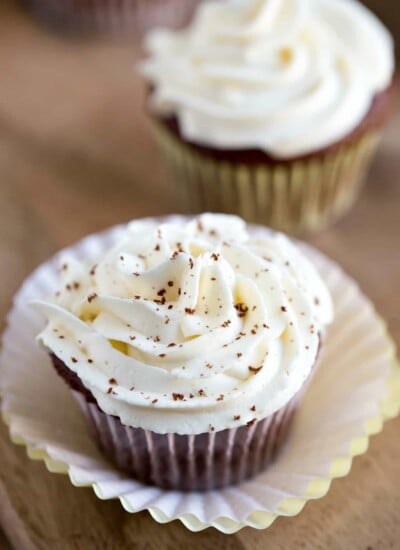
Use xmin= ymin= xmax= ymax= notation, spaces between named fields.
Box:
xmin=68 ymin=386 xmax=299 ymax=492
xmin=1 ymin=219 xmax=399 ymax=533
xmin=22 ymin=0 xmax=203 ymax=34
xmin=155 ymin=125 xmax=380 ymax=234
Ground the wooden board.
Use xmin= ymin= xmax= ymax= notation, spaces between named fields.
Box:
xmin=0 ymin=1 xmax=399 ymax=548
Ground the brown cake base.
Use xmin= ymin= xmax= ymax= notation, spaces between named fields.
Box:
xmin=51 ymin=354 xmax=306 ymax=492
xmin=20 ymin=0 xmax=203 ymax=34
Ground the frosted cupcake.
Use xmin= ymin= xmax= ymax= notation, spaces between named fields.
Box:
xmin=21 ymin=0 xmax=205 ymax=35
xmin=33 ymin=214 xmax=333 ymax=491
xmin=141 ymin=0 xmax=395 ymax=234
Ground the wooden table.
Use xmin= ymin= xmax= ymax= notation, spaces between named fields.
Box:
xmin=0 ymin=1 xmax=399 ymax=548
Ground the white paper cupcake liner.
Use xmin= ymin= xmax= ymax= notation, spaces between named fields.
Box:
xmin=1 ymin=217 xmax=399 ymax=533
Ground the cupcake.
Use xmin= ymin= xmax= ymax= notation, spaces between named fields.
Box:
xmin=141 ymin=0 xmax=395 ymax=234
xmin=33 ymin=214 xmax=333 ymax=491
xmin=20 ymin=0 xmax=205 ymax=35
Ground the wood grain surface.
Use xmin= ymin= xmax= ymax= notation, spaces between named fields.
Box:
xmin=0 ymin=1 xmax=399 ymax=548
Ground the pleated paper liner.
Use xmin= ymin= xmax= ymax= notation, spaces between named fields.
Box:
xmin=51 ymin=349 xmax=316 ymax=491
xmin=71 ymin=388 xmax=299 ymax=491
xmin=154 ymin=125 xmax=380 ymax=235
xmin=20 ymin=0 xmax=203 ymax=34
xmin=1 ymin=219 xmax=399 ymax=533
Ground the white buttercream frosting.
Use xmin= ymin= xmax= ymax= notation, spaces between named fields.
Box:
xmin=33 ymin=214 xmax=333 ymax=434
xmin=141 ymin=0 xmax=394 ymax=159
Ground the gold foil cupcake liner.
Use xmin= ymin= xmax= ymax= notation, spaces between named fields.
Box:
xmin=1 ymin=219 xmax=398 ymax=533
xmin=154 ymin=125 xmax=380 ymax=234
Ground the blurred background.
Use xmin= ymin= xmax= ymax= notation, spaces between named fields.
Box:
xmin=0 ymin=0 xmax=399 ymax=548
xmin=364 ymin=0 xmax=400 ymax=54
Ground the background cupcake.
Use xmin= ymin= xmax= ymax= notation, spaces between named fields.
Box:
xmin=141 ymin=0 xmax=395 ymax=235
xmin=20 ymin=0 xmax=205 ymax=35
xmin=33 ymin=214 xmax=333 ymax=491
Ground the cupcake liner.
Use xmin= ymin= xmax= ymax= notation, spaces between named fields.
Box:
xmin=154 ymin=125 xmax=380 ymax=234
xmin=71 ymin=390 xmax=298 ymax=491
xmin=1 ymin=218 xmax=399 ymax=533
xmin=21 ymin=0 xmax=203 ymax=34
xmin=69 ymin=384 xmax=298 ymax=491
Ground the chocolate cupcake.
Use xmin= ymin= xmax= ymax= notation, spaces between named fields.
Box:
xmin=33 ymin=214 xmax=333 ymax=491
xmin=141 ymin=0 xmax=395 ymax=234
xmin=21 ymin=0 xmax=205 ymax=34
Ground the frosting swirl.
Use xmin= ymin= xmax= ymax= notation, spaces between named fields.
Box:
xmin=141 ymin=0 xmax=394 ymax=159
xmin=33 ymin=214 xmax=333 ymax=434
